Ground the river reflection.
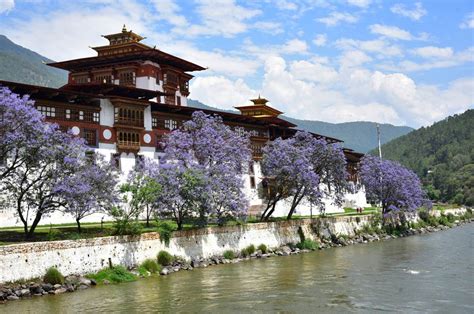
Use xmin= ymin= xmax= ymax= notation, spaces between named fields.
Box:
xmin=2 ymin=224 xmax=473 ymax=313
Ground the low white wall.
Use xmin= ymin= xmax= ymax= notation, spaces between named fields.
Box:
xmin=0 ymin=216 xmax=372 ymax=283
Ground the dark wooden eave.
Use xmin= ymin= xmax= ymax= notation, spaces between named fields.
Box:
xmin=0 ymin=80 xmax=101 ymax=106
xmin=60 ymin=83 xmax=171 ymax=100
xmin=343 ymin=148 xmax=365 ymax=162
xmin=48 ymin=49 xmax=206 ymax=72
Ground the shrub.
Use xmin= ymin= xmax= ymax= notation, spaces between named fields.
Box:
xmin=157 ymin=250 xmax=174 ymax=266
xmin=296 ymin=239 xmax=318 ymax=250
xmin=223 ymin=250 xmax=235 ymax=260
xmin=156 ymin=221 xmax=175 ymax=246
xmin=140 ymin=259 xmax=161 ymax=274
xmin=46 ymin=229 xmax=62 ymax=241
xmin=438 ymin=215 xmax=451 ymax=227
xmin=44 ymin=267 xmax=64 ymax=285
xmin=113 ymin=219 xmax=143 ymax=236
xmin=446 ymin=213 xmax=456 ymax=223
xmin=88 ymin=266 xmax=136 ymax=284
xmin=418 ymin=210 xmax=430 ymax=222
xmin=257 ymin=244 xmax=268 ymax=254
xmin=246 ymin=244 xmax=256 ymax=255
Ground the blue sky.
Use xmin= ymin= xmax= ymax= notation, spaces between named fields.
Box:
xmin=0 ymin=0 xmax=473 ymax=127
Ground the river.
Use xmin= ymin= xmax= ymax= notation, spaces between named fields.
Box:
xmin=2 ymin=224 xmax=473 ymax=313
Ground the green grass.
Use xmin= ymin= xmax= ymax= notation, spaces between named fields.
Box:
xmin=223 ymin=250 xmax=235 ymax=260
xmin=43 ymin=267 xmax=64 ymax=285
xmin=87 ymin=266 xmax=136 ymax=284
xmin=138 ymin=259 xmax=161 ymax=276
xmin=296 ymin=239 xmax=318 ymax=250
xmin=157 ymin=250 xmax=174 ymax=266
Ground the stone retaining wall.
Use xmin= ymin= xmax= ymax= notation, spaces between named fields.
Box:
xmin=0 ymin=215 xmax=373 ymax=283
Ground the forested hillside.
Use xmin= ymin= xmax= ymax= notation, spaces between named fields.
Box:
xmin=188 ymin=99 xmax=413 ymax=153
xmin=372 ymin=110 xmax=474 ymax=205
xmin=0 ymin=35 xmax=67 ymax=87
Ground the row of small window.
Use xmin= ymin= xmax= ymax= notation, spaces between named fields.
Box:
xmin=152 ymin=117 xmax=179 ymax=130
xmin=234 ymin=127 xmax=268 ymax=138
xmin=72 ymin=72 xmax=135 ymax=85
xmin=37 ymin=106 xmax=100 ymax=123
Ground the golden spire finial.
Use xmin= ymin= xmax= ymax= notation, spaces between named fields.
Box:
xmin=122 ymin=24 xmax=127 ymax=33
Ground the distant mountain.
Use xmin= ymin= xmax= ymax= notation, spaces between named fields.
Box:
xmin=0 ymin=35 xmax=67 ymax=88
xmin=370 ymin=110 xmax=473 ymax=205
xmin=187 ymin=99 xmax=413 ymax=153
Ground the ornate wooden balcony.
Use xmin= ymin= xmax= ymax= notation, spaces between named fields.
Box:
xmin=117 ymin=140 xmax=140 ymax=152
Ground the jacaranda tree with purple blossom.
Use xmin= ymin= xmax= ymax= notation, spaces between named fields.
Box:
xmin=260 ymin=131 xmax=348 ymax=221
xmin=0 ymin=87 xmax=46 ymax=185
xmin=2 ymin=121 xmax=87 ymax=238
xmin=153 ymin=163 xmax=206 ymax=230
xmin=360 ymin=155 xmax=428 ymax=222
xmin=57 ymin=153 xmax=119 ymax=233
xmin=159 ymin=111 xmax=251 ymax=226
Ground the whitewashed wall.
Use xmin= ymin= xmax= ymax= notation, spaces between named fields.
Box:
xmin=0 ymin=216 xmax=372 ymax=283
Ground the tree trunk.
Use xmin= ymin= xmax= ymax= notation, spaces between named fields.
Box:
xmin=263 ymin=201 xmax=278 ymax=221
xmin=26 ymin=212 xmax=43 ymax=239
xmin=146 ymin=205 xmax=150 ymax=228
xmin=76 ymin=218 xmax=82 ymax=233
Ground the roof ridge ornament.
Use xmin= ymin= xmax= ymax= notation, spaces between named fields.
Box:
xmin=122 ymin=24 xmax=127 ymax=33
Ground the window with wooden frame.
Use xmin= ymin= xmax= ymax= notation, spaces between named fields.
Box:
xmin=94 ymin=74 xmax=112 ymax=84
xmin=249 ymin=162 xmax=256 ymax=189
xmin=82 ymin=128 xmax=98 ymax=147
xmin=152 ymin=117 xmax=158 ymax=128
xmin=37 ymin=105 xmax=56 ymax=117
xmin=114 ymin=107 xmax=144 ymax=127
xmin=119 ymin=71 xmax=135 ymax=85
xmin=164 ymin=119 xmax=177 ymax=130
xmin=156 ymin=134 xmax=165 ymax=152
xmin=111 ymin=153 xmax=121 ymax=170
xmin=176 ymin=96 xmax=181 ymax=106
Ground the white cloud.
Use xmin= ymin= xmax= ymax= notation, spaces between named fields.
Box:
xmin=390 ymin=2 xmax=427 ymax=21
xmin=317 ymin=12 xmax=358 ymax=26
xmin=380 ymin=47 xmax=474 ymax=72
xmin=192 ymin=55 xmax=473 ymax=127
xmin=0 ymin=0 xmax=14 ymax=14
xmin=177 ymin=0 xmax=261 ymax=37
xmin=369 ymin=24 xmax=425 ymax=41
xmin=242 ymin=38 xmax=310 ymax=60
xmin=150 ymin=0 xmax=188 ymax=27
xmin=275 ymin=0 xmax=298 ymax=11
xmin=335 ymin=38 xmax=403 ymax=57
xmin=253 ymin=21 xmax=283 ymax=34
xmin=313 ymin=34 xmax=327 ymax=47
xmin=460 ymin=12 xmax=474 ymax=29
xmin=346 ymin=0 xmax=372 ymax=9
xmin=410 ymin=46 xmax=453 ymax=59
xmin=281 ymin=39 xmax=309 ymax=54
xmin=339 ymin=50 xmax=372 ymax=68
xmin=189 ymin=76 xmax=256 ymax=109
xmin=289 ymin=59 xmax=338 ymax=83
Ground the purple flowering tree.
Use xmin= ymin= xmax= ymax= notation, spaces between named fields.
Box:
xmin=360 ymin=155 xmax=427 ymax=221
xmin=57 ymin=153 xmax=119 ymax=232
xmin=161 ymin=111 xmax=251 ymax=225
xmin=153 ymin=163 xmax=206 ymax=230
xmin=0 ymin=87 xmax=46 ymax=185
xmin=2 ymin=122 xmax=87 ymax=238
xmin=260 ymin=131 xmax=348 ymax=220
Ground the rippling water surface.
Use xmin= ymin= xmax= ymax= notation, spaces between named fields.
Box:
xmin=3 ymin=224 xmax=473 ymax=313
